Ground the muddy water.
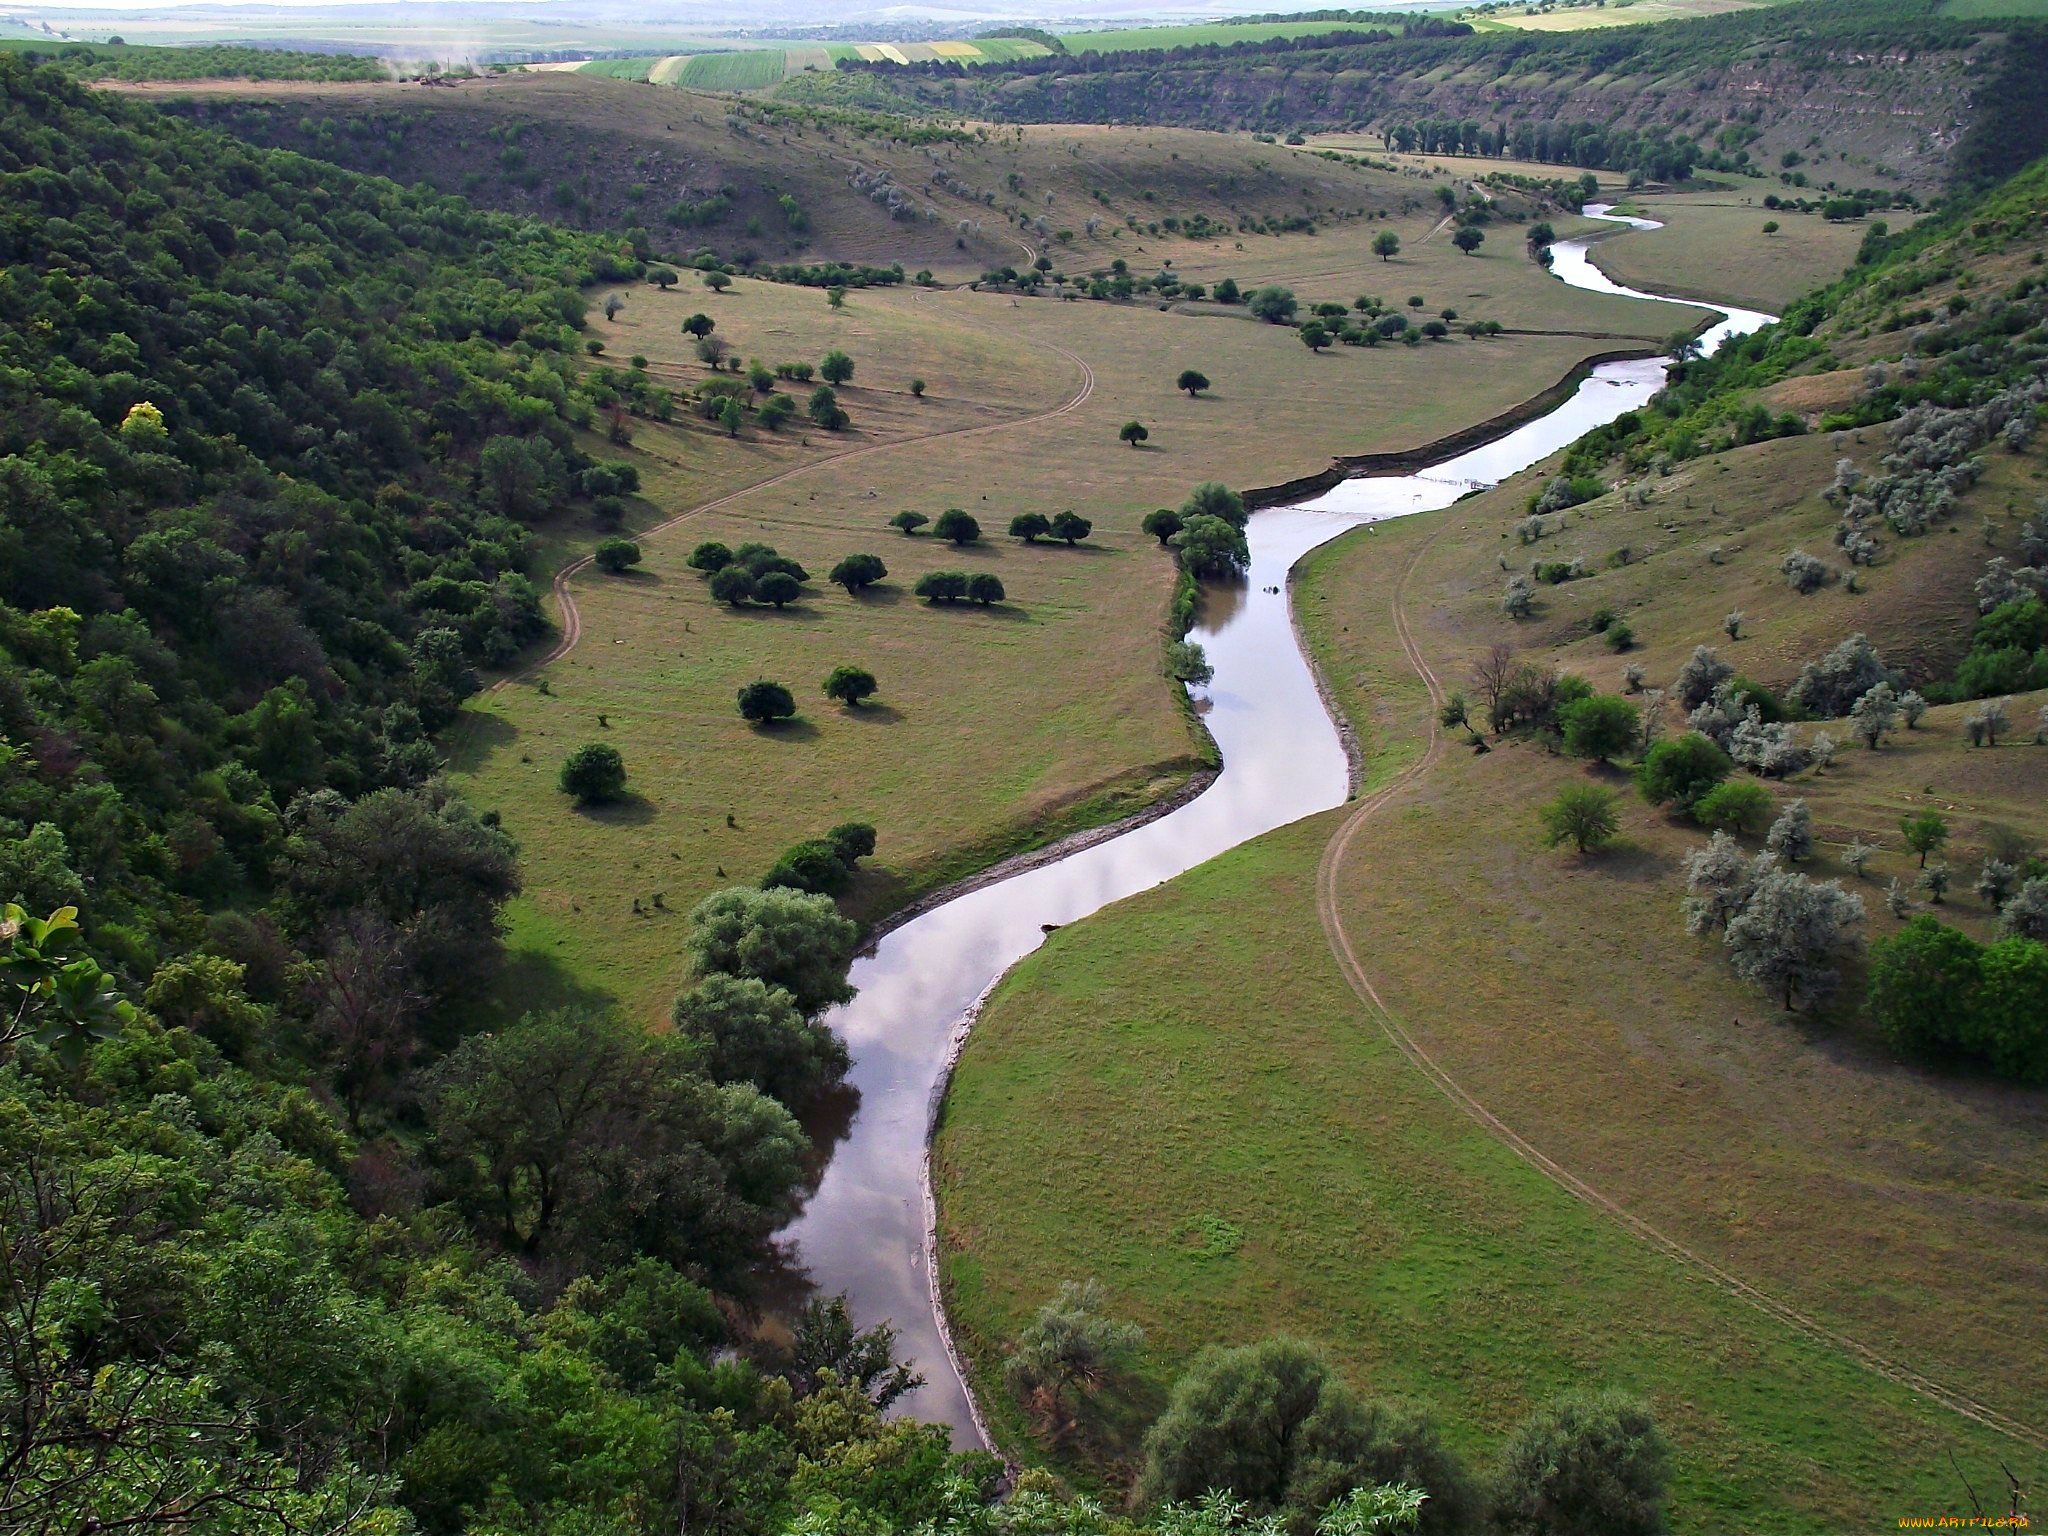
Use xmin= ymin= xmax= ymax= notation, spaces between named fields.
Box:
xmin=775 ymin=208 xmax=1774 ymax=1444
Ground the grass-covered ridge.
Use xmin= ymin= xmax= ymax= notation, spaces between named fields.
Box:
xmin=0 ymin=36 xmax=389 ymax=81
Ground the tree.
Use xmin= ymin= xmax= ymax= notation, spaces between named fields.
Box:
xmin=823 ymin=665 xmax=878 ymax=706
xmin=1869 ymin=914 xmax=1984 ymax=1059
xmin=479 ymin=434 xmax=567 ymax=521
xmin=786 ymin=1296 xmax=923 ymax=1409
xmin=2003 ymin=878 xmax=2048 ymax=942
xmin=1766 ymin=798 xmax=1815 ymax=861
xmin=1010 ymin=512 xmax=1052 ymax=543
xmin=603 ymin=293 xmax=624 ymax=321
xmin=1849 ymin=681 xmax=1898 ymax=749
xmin=649 ymin=266 xmax=680 ymax=289
xmin=967 ymin=573 xmax=1006 ymax=605
xmin=829 ymin=553 xmax=887 ymax=592
xmin=819 ymin=349 xmax=855 ymax=385
xmin=1299 ymin=319 xmax=1332 ymax=352
xmin=807 ymin=385 xmax=848 ymax=430
xmin=710 ymin=566 xmax=757 ymax=605
xmin=910 ymin=378 xmax=926 ymax=397
xmin=1004 ymin=1279 xmax=1143 ymax=1425
xmin=1636 ymin=732 xmax=1731 ymax=812
xmin=1248 ymin=285 xmax=1298 ymax=323
xmin=1121 ymin=420 xmax=1150 ymax=448
xmin=1723 ymin=862 xmax=1865 ymax=1010
xmin=1526 ymin=221 xmax=1556 ymax=250
xmin=1966 ymin=696 xmax=2012 ymax=746
xmin=1559 ymin=695 xmax=1639 ymax=763
xmin=671 ymin=973 xmax=848 ymax=1107
xmin=1788 ymin=632 xmax=1897 ymax=718
xmin=737 ymin=680 xmax=797 ymax=724
xmin=1174 ymin=514 xmax=1250 ymax=579
xmin=1373 ymin=231 xmax=1401 ymax=262
xmin=703 ymin=270 xmax=731 ymax=293
xmin=688 ymin=540 xmax=734 ymax=572
xmin=763 ymin=839 xmax=857 ymax=897
xmin=889 ymin=510 xmax=929 ymax=536
xmin=1144 ymin=508 xmax=1184 ymax=544
xmin=1900 ymin=810 xmax=1949 ymax=868
xmin=682 ymin=312 xmax=714 ymax=338
xmin=1763 ymin=219 xmax=1780 ymax=235
xmin=1540 ymin=784 xmax=1621 ymax=854
xmin=1452 ymin=226 xmax=1484 ymax=255
xmin=1178 ymin=369 xmax=1211 ymax=396
xmin=1491 ymin=1390 xmax=1670 ymax=1536
xmin=560 ymin=743 xmax=627 ymax=804
xmin=1139 ymin=1338 xmax=1476 ymax=1532
xmin=915 ymin=570 xmax=969 ymax=603
xmin=1673 ymin=644 xmax=1733 ymax=710
xmin=754 ymin=571 xmax=800 ymax=608
xmin=718 ymin=397 xmax=744 ymax=437
xmin=685 ymin=885 xmax=859 ymax=1015
xmin=1052 ymin=510 xmax=1093 ymax=545
xmin=1167 ymin=640 xmax=1213 ymax=685
xmin=1184 ymin=480 xmax=1249 ymax=528
xmin=934 ymin=508 xmax=981 ymax=545
xmin=594 ymin=537 xmax=642 ymax=573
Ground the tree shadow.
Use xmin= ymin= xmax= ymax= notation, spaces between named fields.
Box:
xmin=441 ymin=709 xmax=517 ymax=775
xmin=729 ymin=603 xmax=824 ymax=623
xmin=851 ymin=585 xmax=906 ymax=607
xmin=752 ymin=718 xmax=821 ymax=741
xmin=601 ymin=567 xmax=665 ymax=586
xmin=575 ymin=791 xmax=658 ymax=825
xmin=482 ymin=943 xmax=623 ymax=1024
xmin=841 ymin=702 xmax=904 ymax=724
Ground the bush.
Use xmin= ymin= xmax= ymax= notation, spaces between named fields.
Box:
xmin=688 ymin=540 xmax=734 ymax=572
xmin=737 ymin=680 xmax=797 ymax=725
xmin=709 ymin=566 xmax=756 ymax=606
xmin=1247 ymin=285 xmax=1298 ymax=323
xmin=559 ymin=743 xmax=626 ymax=804
xmin=1870 ymin=917 xmax=2048 ymax=1083
xmin=1692 ymin=778 xmax=1773 ymax=834
xmin=1491 ymin=1389 xmax=1671 ymax=1536
xmin=1052 ymin=511 xmax=1093 ymax=546
xmin=823 ymin=666 xmax=877 ymax=706
xmin=807 ymin=385 xmax=848 ymax=430
xmin=754 ymin=572 xmax=801 ymax=609
xmin=1636 ymin=732 xmax=1731 ymax=812
xmin=594 ymin=537 xmax=642 ymax=573
xmin=819 ymin=349 xmax=854 ymax=385
xmin=670 ymin=974 xmax=848 ymax=1107
xmin=828 ymin=553 xmax=887 ymax=592
xmin=889 ymin=510 xmax=929 ymax=536
xmin=1143 ymin=509 xmax=1183 ymax=545
xmin=1009 ymin=512 xmax=1052 ymax=543
xmin=1605 ymin=621 xmax=1636 ymax=652
xmin=967 ymin=573 xmax=1006 ymax=605
xmin=1781 ymin=548 xmax=1832 ymax=593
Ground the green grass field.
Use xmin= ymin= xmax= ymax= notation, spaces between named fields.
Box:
xmin=673 ymin=50 xmax=787 ymax=90
xmin=575 ymin=56 xmax=656 ymax=80
xmin=1585 ymin=193 xmax=1907 ymax=311
xmin=1462 ymin=0 xmax=1775 ymax=30
xmin=1057 ymin=19 xmax=1407 ymax=51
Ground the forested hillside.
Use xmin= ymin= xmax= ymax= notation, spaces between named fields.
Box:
xmin=0 ymin=57 xmax=1020 ymax=1533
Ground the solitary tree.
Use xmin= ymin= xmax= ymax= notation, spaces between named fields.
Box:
xmin=1452 ymin=226 xmax=1484 ymax=255
xmin=1900 ymin=810 xmax=1949 ymax=868
xmin=967 ymin=573 xmax=1006 ymax=605
xmin=823 ymin=665 xmax=879 ymax=706
xmin=828 ymin=553 xmax=887 ymax=592
xmin=603 ymin=293 xmax=625 ymax=321
xmin=682 ymin=312 xmax=715 ymax=338
xmin=1849 ymin=682 xmax=1898 ymax=749
xmin=737 ymin=680 xmax=797 ymax=725
xmin=1051 ymin=510 xmax=1093 ymax=546
xmin=1167 ymin=640 xmax=1213 ymax=685
xmin=649 ymin=266 xmax=679 ymax=290
xmin=889 ymin=510 xmax=929 ymax=536
xmin=1177 ymin=368 xmax=1211 ymax=397
xmin=934 ymin=508 xmax=981 ymax=545
xmin=1009 ymin=512 xmax=1053 ymax=543
xmin=1541 ymin=783 xmax=1621 ymax=854
xmin=703 ymin=270 xmax=732 ymax=293
xmin=594 ymin=537 xmax=642 ymax=574
xmin=559 ymin=743 xmax=626 ymax=804
xmin=1763 ymin=219 xmax=1781 ymax=235
xmin=819 ymin=349 xmax=855 ymax=385
xmin=1143 ymin=508 xmax=1183 ymax=545
xmin=1120 ymin=420 xmax=1150 ymax=449
xmin=1373 ymin=231 xmax=1401 ymax=262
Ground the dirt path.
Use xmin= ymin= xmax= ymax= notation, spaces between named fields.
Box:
xmin=1310 ymin=533 xmax=2048 ymax=1455
xmin=493 ymin=330 xmax=1094 ymax=690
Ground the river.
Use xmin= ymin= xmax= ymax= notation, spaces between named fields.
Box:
xmin=776 ymin=207 xmax=1775 ymax=1444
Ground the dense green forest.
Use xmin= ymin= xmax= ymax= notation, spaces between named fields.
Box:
xmin=0 ymin=38 xmax=390 ymax=82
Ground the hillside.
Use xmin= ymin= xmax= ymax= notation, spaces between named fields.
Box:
xmin=935 ymin=141 xmax=2048 ymax=1527
xmin=818 ymin=0 xmax=2048 ymax=194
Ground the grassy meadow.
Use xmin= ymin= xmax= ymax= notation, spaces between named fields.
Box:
xmin=1585 ymin=192 xmax=1899 ymax=311
xmin=451 ymin=205 xmax=1698 ymax=1024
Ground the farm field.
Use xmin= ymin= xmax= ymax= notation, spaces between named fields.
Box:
xmin=1462 ymin=0 xmax=1779 ymax=29
xmin=938 ymin=418 xmax=2048 ymax=1534
xmin=449 ymin=205 xmax=1701 ymax=1025
xmin=1056 ymin=19 xmax=1416 ymax=51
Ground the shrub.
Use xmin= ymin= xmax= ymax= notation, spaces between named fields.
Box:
xmin=819 ymin=349 xmax=854 ymax=385
xmin=737 ymin=680 xmax=797 ymax=725
xmin=1692 ymin=779 xmax=1773 ymax=834
xmin=889 ymin=511 xmax=929 ymax=536
xmin=1782 ymin=548 xmax=1832 ymax=593
xmin=1247 ymin=285 xmax=1298 ymax=323
xmin=1637 ymin=733 xmax=1732 ymax=812
xmin=1009 ymin=512 xmax=1052 ymax=543
xmin=594 ymin=537 xmax=642 ymax=573
xmin=1870 ymin=917 xmax=2048 ymax=1083
xmin=1491 ymin=1390 xmax=1671 ymax=1536
xmin=1560 ymin=695 xmax=1639 ymax=763
xmin=807 ymin=385 xmax=847 ymax=430
xmin=559 ymin=743 xmax=626 ymax=804
xmin=688 ymin=540 xmax=734 ymax=572
xmin=966 ymin=573 xmax=1006 ymax=605
xmin=828 ymin=554 xmax=887 ymax=592
xmin=709 ymin=566 xmax=756 ymax=606
xmin=1605 ymin=621 xmax=1636 ymax=652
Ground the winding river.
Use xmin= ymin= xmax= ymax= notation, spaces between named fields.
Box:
xmin=777 ymin=208 xmax=1775 ymax=1445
